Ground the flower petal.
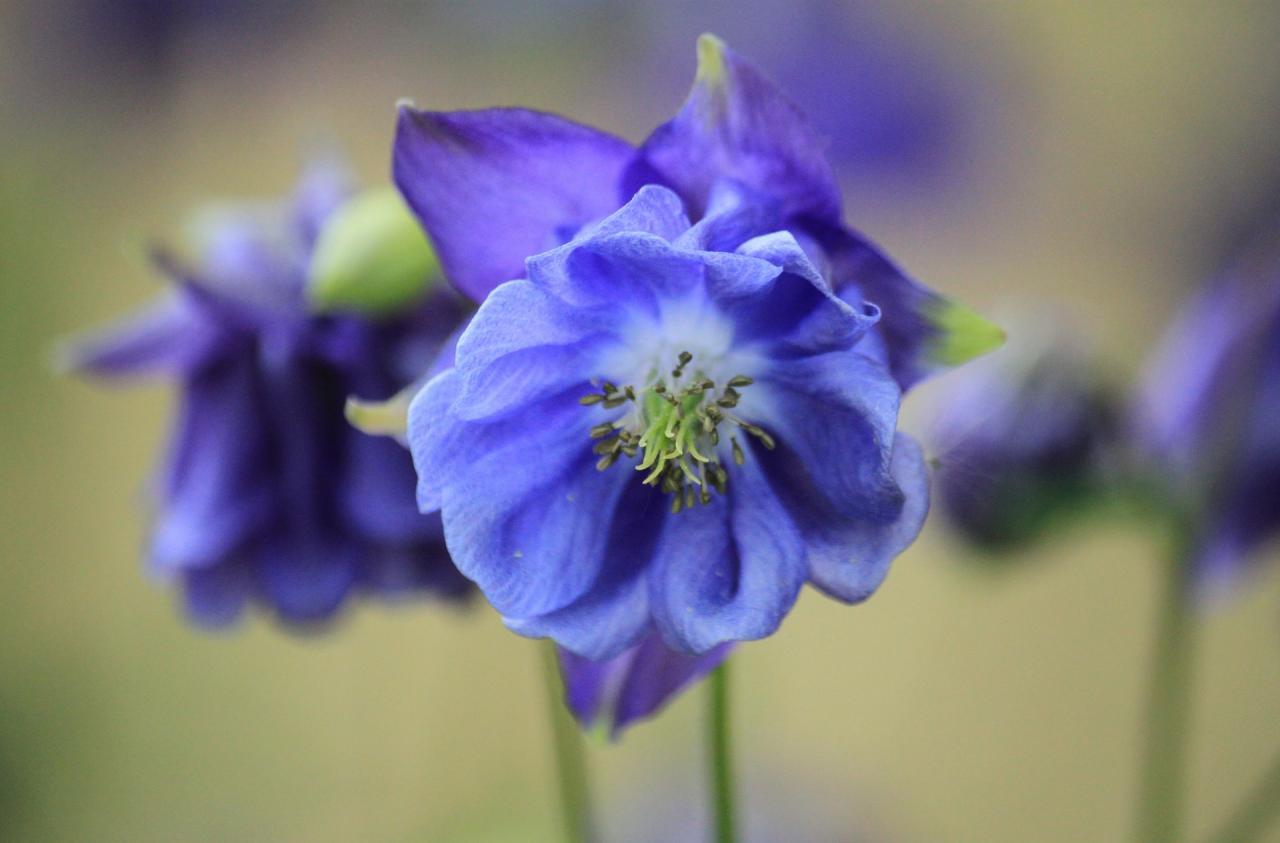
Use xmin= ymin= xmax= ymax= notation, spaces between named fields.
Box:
xmin=150 ymin=355 xmax=275 ymax=570
xmin=180 ymin=558 xmax=253 ymax=629
xmin=748 ymin=349 xmax=904 ymax=524
xmin=611 ymin=635 xmax=733 ymax=735
xmin=450 ymin=279 xmax=615 ymax=421
xmin=812 ymin=221 xmax=1004 ymax=390
xmin=393 ymin=106 xmax=635 ymax=302
xmin=57 ymin=291 xmax=224 ymax=379
xmin=649 ymin=457 xmax=807 ymax=654
xmin=626 ymin=34 xmax=842 ymax=221
xmin=806 ymin=433 xmax=930 ymax=603
xmin=255 ymin=532 xmax=358 ymax=624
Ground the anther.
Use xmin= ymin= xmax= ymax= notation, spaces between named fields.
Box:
xmin=579 ymin=393 xmax=605 ymax=405
xmin=590 ymin=423 xmax=615 ymax=439
xmin=731 ymin=436 xmax=745 ymax=466
xmin=727 ymin=375 xmax=754 ymax=388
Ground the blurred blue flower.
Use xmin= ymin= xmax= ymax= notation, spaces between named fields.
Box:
xmin=934 ymin=328 xmax=1118 ymax=551
xmin=395 ymin=36 xmax=998 ymax=658
xmin=560 ymin=634 xmax=732 ymax=737
xmin=1136 ymin=243 xmax=1280 ymax=596
xmin=64 ymin=161 xmax=472 ymax=628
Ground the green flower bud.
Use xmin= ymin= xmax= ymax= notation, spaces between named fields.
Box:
xmin=307 ymin=187 xmax=439 ymax=317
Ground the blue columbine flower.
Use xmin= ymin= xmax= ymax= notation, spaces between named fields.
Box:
xmin=394 ymin=36 xmax=1000 ymax=658
xmin=64 ymin=160 xmax=472 ymax=627
xmin=934 ymin=328 xmax=1119 ymax=551
xmin=1135 ymin=245 xmax=1280 ymax=597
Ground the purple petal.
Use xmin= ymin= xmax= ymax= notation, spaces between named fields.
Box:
xmin=59 ymin=291 xmax=225 ymax=379
xmin=393 ymin=106 xmax=635 ymax=302
xmin=150 ymin=354 xmax=275 ymax=570
xmin=626 ymin=34 xmax=842 ymax=222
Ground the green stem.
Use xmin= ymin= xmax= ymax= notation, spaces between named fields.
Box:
xmin=708 ymin=660 xmax=738 ymax=843
xmin=539 ymin=641 xmax=595 ymax=843
xmin=1202 ymin=751 xmax=1280 ymax=843
xmin=1135 ymin=539 xmax=1196 ymax=843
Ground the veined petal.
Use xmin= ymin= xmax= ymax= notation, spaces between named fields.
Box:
xmin=807 ymin=433 xmax=930 ymax=603
xmin=526 ymin=185 xmax=692 ymax=307
xmin=506 ymin=481 xmax=663 ymax=660
xmin=441 ymin=436 xmax=637 ymax=619
xmin=749 ymin=349 xmax=904 ymax=524
xmin=815 ymin=221 xmax=1003 ymax=390
xmin=451 ymin=279 xmax=616 ymax=420
xmin=393 ymin=106 xmax=635 ymax=302
xmin=649 ymin=457 xmax=806 ymax=654
xmin=627 ymin=34 xmax=842 ymax=221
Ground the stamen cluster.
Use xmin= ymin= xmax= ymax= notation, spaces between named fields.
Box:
xmin=580 ymin=351 xmax=774 ymax=513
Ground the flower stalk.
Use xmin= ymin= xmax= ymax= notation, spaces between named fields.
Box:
xmin=1202 ymin=750 xmax=1280 ymax=843
xmin=540 ymin=641 xmax=596 ymax=843
xmin=708 ymin=660 xmax=738 ymax=843
xmin=1135 ymin=528 xmax=1196 ymax=843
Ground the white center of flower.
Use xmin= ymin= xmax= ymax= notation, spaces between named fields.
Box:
xmin=582 ymin=296 xmax=773 ymax=513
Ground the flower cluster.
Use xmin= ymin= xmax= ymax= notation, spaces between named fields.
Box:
xmin=394 ymin=35 xmax=1000 ymax=663
xmin=66 ymin=161 xmax=472 ymax=627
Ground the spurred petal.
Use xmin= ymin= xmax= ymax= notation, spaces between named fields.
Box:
xmin=815 ymin=221 xmax=1003 ymax=390
xmin=558 ymin=633 xmax=733 ymax=736
xmin=393 ymin=106 xmax=634 ymax=302
xmin=627 ymin=34 xmax=842 ymax=221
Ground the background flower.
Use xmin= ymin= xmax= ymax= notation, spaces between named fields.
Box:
xmin=1135 ymin=237 xmax=1280 ymax=597
xmin=64 ymin=161 xmax=472 ymax=627
xmin=933 ymin=324 xmax=1119 ymax=552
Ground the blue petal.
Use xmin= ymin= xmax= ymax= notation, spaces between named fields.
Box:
xmin=806 ymin=433 xmax=930 ymax=603
xmin=428 ymin=388 xmax=636 ymax=618
xmin=525 ymin=185 xmax=694 ymax=309
xmin=749 ymin=349 xmax=904 ymax=526
xmin=450 ymin=279 xmax=616 ymax=421
xmin=181 ymin=558 xmax=252 ymax=629
xmin=393 ymin=106 xmax=634 ymax=303
xmin=339 ymin=426 xmax=436 ymax=544
xmin=59 ymin=291 xmax=225 ymax=379
xmin=672 ymin=179 xmax=784 ymax=253
xmin=649 ymin=457 xmax=807 ymax=654
xmin=701 ymin=231 xmax=879 ymax=356
xmin=150 ymin=355 xmax=275 ymax=570
xmin=256 ymin=532 xmax=358 ymax=624
xmin=506 ymin=481 xmax=662 ymax=660
xmin=626 ymin=34 xmax=842 ymax=222
xmin=812 ymin=221 xmax=1003 ymax=391
xmin=612 ymin=635 xmax=733 ymax=735
xmin=557 ymin=634 xmax=733 ymax=737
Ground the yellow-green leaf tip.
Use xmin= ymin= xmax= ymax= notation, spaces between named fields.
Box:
xmin=308 ymin=187 xmax=439 ymax=318
xmin=926 ymin=299 xmax=1006 ymax=367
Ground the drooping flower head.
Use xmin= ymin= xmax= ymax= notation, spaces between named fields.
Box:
xmin=933 ymin=325 xmax=1119 ymax=551
xmin=1135 ymin=238 xmax=1280 ymax=596
xmin=64 ymin=160 xmax=472 ymax=627
xmin=395 ymin=36 xmax=1001 ymax=659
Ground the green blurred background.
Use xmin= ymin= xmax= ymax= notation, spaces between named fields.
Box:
xmin=3 ymin=2 xmax=1280 ymax=841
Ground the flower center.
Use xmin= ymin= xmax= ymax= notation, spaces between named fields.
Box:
xmin=580 ymin=351 xmax=774 ymax=513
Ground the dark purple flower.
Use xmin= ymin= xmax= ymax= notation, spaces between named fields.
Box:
xmin=1136 ymin=244 xmax=1280 ymax=596
xmin=934 ymin=330 xmax=1119 ymax=551
xmin=394 ymin=36 xmax=999 ymax=660
xmin=64 ymin=161 xmax=472 ymax=628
